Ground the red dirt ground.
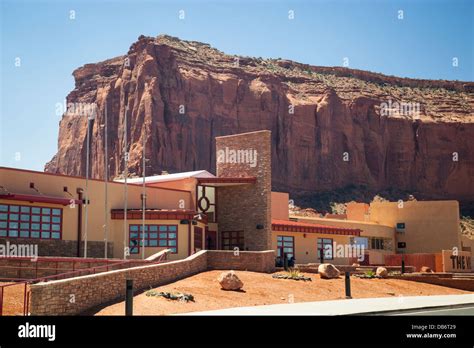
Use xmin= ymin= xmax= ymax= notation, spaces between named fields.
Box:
xmin=94 ymin=271 xmax=471 ymax=315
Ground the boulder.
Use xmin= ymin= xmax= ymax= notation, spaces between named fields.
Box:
xmin=318 ymin=263 xmax=340 ymax=279
xmin=420 ymin=266 xmax=433 ymax=273
xmin=218 ymin=271 xmax=243 ymax=291
xmin=376 ymin=267 xmax=388 ymax=278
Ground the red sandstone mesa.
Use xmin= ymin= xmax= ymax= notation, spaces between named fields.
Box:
xmin=45 ymin=35 xmax=474 ymax=202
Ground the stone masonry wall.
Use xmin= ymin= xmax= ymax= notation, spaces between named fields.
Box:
xmin=216 ymin=130 xmax=272 ymax=251
xmin=207 ymin=250 xmax=275 ymax=273
xmin=29 ymin=250 xmax=275 ymax=315
xmin=392 ymin=274 xmax=474 ymax=292
xmin=30 ymin=251 xmax=208 ymax=315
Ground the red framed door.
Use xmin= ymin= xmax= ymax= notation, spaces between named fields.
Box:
xmin=194 ymin=227 xmax=203 ymax=252
xmin=205 ymin=228 xmax=217 ymax=250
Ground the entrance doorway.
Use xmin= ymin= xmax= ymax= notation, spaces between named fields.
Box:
xmin=194 ymin=226 xmax=203 ymax=252
xmin=205 ymin=228 xmax=217 ymax=250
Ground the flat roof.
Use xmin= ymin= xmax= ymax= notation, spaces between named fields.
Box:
xmin=0 ymin=193 xmax=82 ymax=206
xmin=197 ymin=177 xmax=256 ymax=186
xmin=114 ymin=170 xmax=215 ymax=184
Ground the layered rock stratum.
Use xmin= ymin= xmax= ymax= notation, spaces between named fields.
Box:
xmin=45 ymin=35 xmax=474 ymax=202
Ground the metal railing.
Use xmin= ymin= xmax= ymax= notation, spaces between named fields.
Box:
xmin=0 ymin=253 xmax=168 ymax=316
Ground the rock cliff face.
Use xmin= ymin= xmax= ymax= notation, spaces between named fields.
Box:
xmin=45 ymin=35 xmax=474 ymax=201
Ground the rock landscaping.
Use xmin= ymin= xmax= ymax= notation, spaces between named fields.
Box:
xmin=146 ymin=291 xmax=195 ymax=302
xmin=218 ymin=271 xmax=244 ymax=291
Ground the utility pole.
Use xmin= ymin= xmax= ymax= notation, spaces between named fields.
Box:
xmin=84 ymin=108 xmax=94 ymax=258
xmin=104 ymin=104 xmax=109 ymax=259
xmin=123 ymin=105 xmax=129 ymax=260
xmin=141 ymin=126 xmax=146 ymax=260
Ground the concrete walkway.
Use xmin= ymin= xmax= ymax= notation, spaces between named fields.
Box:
xmin=181 ymin=294 xmax=474 ymax=315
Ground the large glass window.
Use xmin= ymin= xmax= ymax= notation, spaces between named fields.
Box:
xmin=0 ymin=203 xmax=62 ymax=239
xmin=370 ymin=238 xmax=385 ymax=250
xmin=317 ymin=238 xmax=333 ymax=260
xmin=221 ymin=231 xmax=244 ymax=250
xmin=129 ymin=224 xmax=178 ymax=254
xmin=277 ymin=236 xmax=294 ymax=259
xmin=350 ymin=237 xmax=369 ymax=249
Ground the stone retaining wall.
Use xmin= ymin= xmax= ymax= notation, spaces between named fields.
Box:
xmin=296 ymin=263 xmax=415 ymax=274
xmin=29 ymin=250 xmax=275 ymax=315
xmin=207 ymin=250 xmax=275 ymax=273
xmin=391 ymin=274 xmax=474 ymax=291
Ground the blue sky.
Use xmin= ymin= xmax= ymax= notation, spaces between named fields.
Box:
xmin=1 ymin=0 xmax=473 ymax=171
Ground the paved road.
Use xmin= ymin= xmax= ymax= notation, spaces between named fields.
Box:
xmin=182 ymin=294 xmax=474 ymax=315
xmin=390 ymin=305 xmax=474 ymax=316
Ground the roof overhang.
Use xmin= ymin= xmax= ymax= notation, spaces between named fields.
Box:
xmin=197 ymin=177 xmax=256 ymax=187
xmin=272 ymin=219 xmax=361 ymax=236
xmin=111 ymin=209 xmax=207 ymax=223
xmin=0 ymin=193 xmax=82 ymax=206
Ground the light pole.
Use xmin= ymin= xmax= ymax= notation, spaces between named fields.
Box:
xmin=123 ymin=106 xmax=129 ymax=260
xmin=141 ymin=126 xmax=147 ymax=260
xmin=84 ymin=107 xmax=95 ymax=258
xmin=103 ymin=104 xmax=109 ymax=259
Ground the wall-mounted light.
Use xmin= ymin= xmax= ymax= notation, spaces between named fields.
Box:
xmin=64 ymin=186 xmax=75 ymax=199
xmin=256 ymin=224 xmax=264 ymax=230
xmin=180 ymin=219 xmax=190 ymax=225
xmin=30 ymin=182 xmax=42 ymax=194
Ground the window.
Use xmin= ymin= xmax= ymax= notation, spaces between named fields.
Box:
xmin=350 ymin=237 xmax=368 ymax=249
xmin=396 ymin=222 xmax=405 ymax=233
xmin=317 ymin=238 xmax=333 ymax=260
xmin=0 ymin=203 xmax=62 ymax=240
xmin=277 ymin=236 xmax=294 ymax=259
xmin=197 ymin=185 xmax=216 ymax=222
xmin=129 ymin=224 xmax=177 ymax=254
xmin=221 ymin=231 xmax=244 ymax=250
xmin=371 ymin=238 xmax=385 ymax=250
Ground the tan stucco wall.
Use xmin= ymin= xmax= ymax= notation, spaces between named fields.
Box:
xmin=346 ymin=202 xmax=369 ymax=221
xmin=369 ymin=201 xmax=461 ymax=253
xmin=114 ymin=219 xmax=207 ymax=261
xmin=147 ymin=178 xmax=198 ymax=210
xmin=271 ymin=192 xmax=289 ymax=220
xmin=271 ymin=230 xmax=354 ymax=264
xmin=1 ymin=167 xmax=192 ymax=258
xmin=290 ymin=216 xmax=395 ymax=263
xmin=461 ymin=235 xmax=474 ymax=253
